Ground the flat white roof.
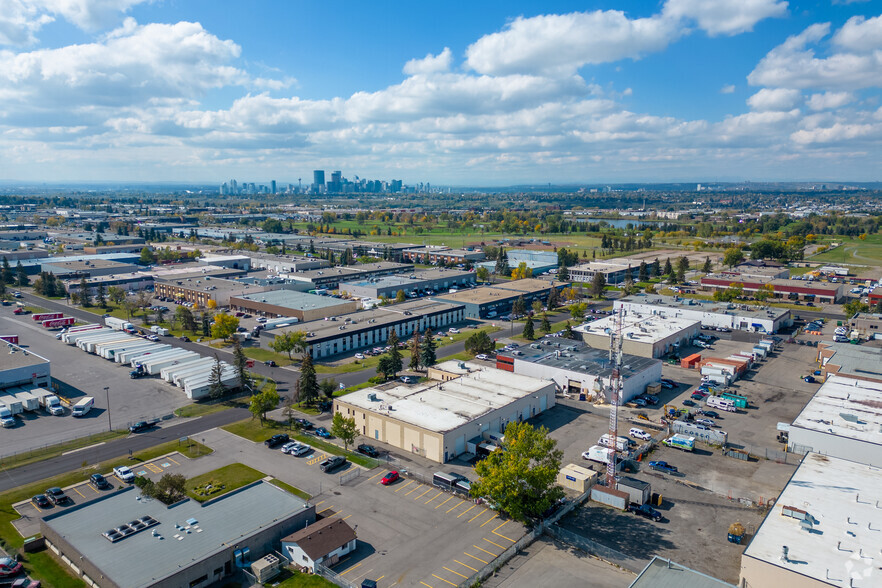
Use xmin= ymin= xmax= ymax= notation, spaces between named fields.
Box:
xmin=336 ymin=364 xmax=552 ymax=433
xmin=575 ymin=312 xmax=699 ymax=343
xmin=791 ymin=375 xmax=882 ymax=447
xmin=743 ymin=453 xmax=882 ymax=587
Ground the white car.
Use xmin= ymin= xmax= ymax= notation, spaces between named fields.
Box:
xmin=256 ymin=317 xmax=267 ymax=323
xmin=629 ymin=427 xmax=652 ymax=441
xmin=354 ymin=353 xmax=365 ymax=360
xmin=291 ymin=444 xmax=311 ymax=456
xmin=113 ymin=465 xmax=135 ymax=483
xmin=448 ymin=328 xmax=460 ymax=334
xmin=475 ymin=354 xmax=489 ymax=361
xmin=280 ymin=441 xmax=298 ymax=454
xmin=147 ymin=335 xmax=160 ymax=342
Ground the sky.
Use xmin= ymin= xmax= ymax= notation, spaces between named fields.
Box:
xmin=1 ymin=0 xmax=881 ymax=185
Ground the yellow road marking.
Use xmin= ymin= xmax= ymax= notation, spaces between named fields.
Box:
xmin=376 ymin=576 xmax=384 ymax=582
xmin=443 ymin=567 xmax=468 ymax=579
xmin=32 ymin=503 xmax=42 ymax=513
xmin=72 ymin=487 xmax=85 ymax=498
xmin=468 ymin=510 xmax=485 ymax=523
xmin=314 ymin=500 xmax=325 ymax=506
xmin=483 ymin=537 xmax=506 ymax=550
xmin=493 ymin=520 xmax=516 ymax=542
xmin=432 ymin=574 xmax=457 ymax=586
xmin=145 ymin=463 xmax=163 ymax=473
xmin=86 ymin=484 xmax=99 ymax=493
xmin=341 ymin=563 xmax=361 ymax=576
xmin=464 ymin=552 xmax=488 ymax=565
xmin=405 ymin=484 xmax=423 ymax=496
xmin=422 ymin=490 xmax=440 ymax=502
xmin=420 ymin=582 xmax=434 ymax=588
xmin=458 ymin=504 xmax=476 ymax=518
xmin=480 ymin=513 xmax=499 ymax=528
xmin=415 ymin=488 xmax=432 ymax=500
xmin=109 ymin=475 xmax=121 ymax=484
xmin=366 ymin=471 xmax=385 ymax=483
xmin=318 ymin=506 xmax=334 ymax=514
xmin=167 ymin=456 xmax=180 ymax=465
xmin=342 ymin=514 xmax=352 ymax=521
xmin=454 ymin=559 xmax=478 ymax=572
xmin=435 ymin=496 xmax=454 ymax=509
xmin=446 ymin=500 xmax=464 ymax=513
xmin=396 ymin=480 xmax=414 ymax=493
xmin=473 ymin=544 xmax=497 ymax=557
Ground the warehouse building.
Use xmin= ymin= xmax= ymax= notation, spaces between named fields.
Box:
xmin=41 ymin=258 xmax=141 ymax=279
xmin=230 ymin=290 xmax=358 ymax=321
xmin=402 ymin=245 xmax=486 ymax=265
xmin=631 ymin=557 xmax=735 ymax=588
xmin=741 ymin=453 xmax=881 ymax=588
xmin=816 ymin=342 xmax=882 ymax=380
xmin=1 ymin=344 xmax=51 ymax=391
xmin=846 ymin=312 xmax=882 ymax=337
xmin=567 ymin=261 xmax=639 ymax=285
xmin=155 ymin=275 xmax=270 ymax=307
xmin=787 ymin=375 xmax=882 ymax=467
xmin=433 ymin=278 xmax=567 ymax=319
xmin=614 ymin=295 xmax=792 ymax=334
xmin=243 ymin=252 xmax=329 ymax=274
xmin=340 ymin=268 xmax=476 ymax=300
xmin=496 ymin=342 xmax=661 ymax=404
xmin=285 ymin=262 xmax=414 ymax=291
xmin=477 ymin=248 xmax=559 ymax=276
xmin=729 ymin=261 xmax=790 ymax=280
xmin=700 ymin=275 xmax=845 ymax=303
xmin=196 ymin=254 xmax=252 ymax=270
xmin=261 ymin=299 xmax=464 ymax=359
xmin=40 ymin=482 xmax=315 ymax=588
xmin=333 ymin=362 xmax=555 ymax=462
xmin=575 ymin=312 xmax=701 ymax=358
xmin=65 ymin=272 xmax=154 ymax=295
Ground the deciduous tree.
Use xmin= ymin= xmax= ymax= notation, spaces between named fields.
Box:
xmin=331 ymin=412 xmax=358 ymax=451
xmin=211 ymin=313 xmax=240 ymax=341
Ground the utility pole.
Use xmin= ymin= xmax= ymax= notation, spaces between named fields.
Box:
xmin=104 ymin=386 xmax=111 ymax=432
xmin=606 ymin=306 xmax=624 ymax=488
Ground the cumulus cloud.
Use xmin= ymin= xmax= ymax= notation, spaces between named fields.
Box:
xmin=806 ymin=91 xmax=854 ymax=110
xmin=663 ymin=0 xmax=788 ymax=36
xmin=720 ymin=84 xmax=736 ymax=93
xmin=832 ymin=14 xmax=882 ymax=52
xmin=0 ymin=0 xmax=148 ymax=45
xmin=749 ymin=22 xmax=882 ymax=90
xmin=403 ymin=47 xmax=452 ymax=75
xmin=747 ymin=88 xmax=802 ymax=111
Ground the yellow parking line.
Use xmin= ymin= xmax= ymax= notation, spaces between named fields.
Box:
xmin=424 ymin=490 xmax=442 ymax=503
xmin=341 ymin=514 xmax=352 ymax=521
xmin=405 ymin=484 xmax=423 ymax=496
xmin=443 ymin=567 xmax=468 ymax=579
xmin=318 ymin=506 xmax=334 ymax=514
xmin=72 ymin=487 xmax=85 ymax=498
xmin=32 ymin=504 xmax=42 ymax=513
xmin=109 ymin=475 xmax=121 ymax=484
xmin=395 ymin=480 xmax=414 ymax=493
xmin=376 ymin=576 xmax=384 ymax=582
xmin=86 ymin=484 xmax=99 ymax=493
xmin=420 ymin=582 xmax=434 ymax=588
xmin=167 ymin=456 xmax=180 ymax=465
xmin=464 ymin=552 xmax=488 ymax=565
xmin=473 ymin=544 xmax=497 ymax=557
xmin=415 ymin=488 xmax=432 ymax=500
xmin=341 ymin=563 xmax=362 ymax=576
xmin=454 ymin=559 xmax=478 ymax=572
xmin=314 ymin=500 xmax=325 ymax=506
xmin=468 ymin=510 xmax=485 ymax=523
xmin=366 ymin=471 xmax=385 ymax=483
xmin=493 ymin=520 xmax=516 ymax=542
xmin=432 ymin=574 xmax=457 ymax=586
xmin=446 ymin=500 xmax=464 ymax=513
xmin=435 ymin=496 xmax=454 ymax=509
xmin=458 ymin=504 xmax=476 ymax=518
xmin=480 ymin=513 xmax=499 ymax=528
xmin=483 ymin=537 xmax=506 ymax=550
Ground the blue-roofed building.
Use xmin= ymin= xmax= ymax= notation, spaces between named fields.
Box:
xmin=477 ymin=249 xmax=558 ymax=276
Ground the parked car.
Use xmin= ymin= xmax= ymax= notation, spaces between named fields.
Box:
xmin=628 ymin=503 xmax=662 ymax=521
xmin=475 ymin=354 xmax=489 ymax=361
xmin=319 ymin=456 xmax=347 ymax=472
xmin=631 ymin=398 xmax=647 ymax=407
xmin=0 ymin=557 xmax=22 ymax=578
xmin=803 ymin=375 xmax=816 ymax=383
xmin=280 ymin=441 xmax=299 ymax=454
xmin=129 ymin=421 xmax=152 ymax=433
xmin=264 ymin=434 xmax=290 ymax=448
xmin=381 ymin=471 xmax=400 ymax=485
xmin=291 ymin=444 xmax=311 ymax=456
xmin=45 ymin=487 xmax=70 ymax=505
xmin=691 ymin=392 xmax=706 ymax=400
xmin=113 ymin=465 xmax=135 ymax=483
xmin=629 ymin=428 xmax=652 ymax=441
xmin=354 ymin=353 xmax=365 ymax=360
xmin=179 ymin=336 xmax=191 ymax=342
xmin=399 ymin=375 xmax=417 ymax=384
xmin=695 ymin=418 xmax=716 ymax=428
xmin=357 ymin=444 xmax=379 ymax=458
xmin=649 ymin=460 xmax=677 ymax=473
xmin=701 ymin=410 xmax=720 ymax=419
xmin=89 ymin=473 xmax=111 ymax=490
xmin=31 ymin=494 xmax=51 ymax=509
xmin=315 ymin=427 xmax=332 ymax=438
xmin=682 ymin=399 xmax=696 ymax=407
xmin=264 ymin=360 xmax=277 ymax=367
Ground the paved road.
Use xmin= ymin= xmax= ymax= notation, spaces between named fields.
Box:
xmin=0 ymin=406 xmax=251 ymax=492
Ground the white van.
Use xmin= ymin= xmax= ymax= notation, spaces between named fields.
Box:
xmin=71 ymin=396 xmax=94 ymax=417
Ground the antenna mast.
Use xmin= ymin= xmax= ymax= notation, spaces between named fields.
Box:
xmin=606 ymin=306 xmax=624 ymax=487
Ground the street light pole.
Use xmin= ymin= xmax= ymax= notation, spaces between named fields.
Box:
xmin=104 ymin=386 xmax=111 ymax=432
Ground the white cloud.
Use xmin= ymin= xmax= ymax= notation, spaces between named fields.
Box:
xmin=747 ymin=88 xmax=802 ymax=111
xmin=663 ymin=0 xmax=788 ymax=36
xmin=465 ymin=10 xmax=682 ymax=76
xmin=0 ymin=0 xmax=149 ymax=46
xmin=720 ymin=84 xmax=736 ymax=94
xmin=806 ymin=91 xmax=854 ymax=110
xmin=0 ymin=0 xmax=53 ymax=45
xmin=832 ymin=14 xmax=882 ymax=52
xmin=749 ymin=22 xmax=882 ymax=90
xmin=403 ymin=47 xmax=452 ymax=76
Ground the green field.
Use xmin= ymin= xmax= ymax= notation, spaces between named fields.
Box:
xmin=809 ymin=235 xmax=882 ymax=267
xmin=187 ymin=463 xmax=265 ymax=502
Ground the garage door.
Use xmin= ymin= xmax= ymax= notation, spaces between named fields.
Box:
xmin=454 ymin=435 xmax=465 ymax=455
xmin=540 ymin=396 xmax=547 ymax=411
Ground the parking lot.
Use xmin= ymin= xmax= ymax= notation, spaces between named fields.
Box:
xmin=0 ymin=310 xmax=191 ymax=456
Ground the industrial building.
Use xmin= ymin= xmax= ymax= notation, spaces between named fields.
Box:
xmin=41 ymin=258 xmax=141 ymax=279
xmin=729 ymin=261 xmax=790 ymax=280
xmin=846 ymin=312 xmax=882 ymax=337
xmin=196 ymin=254 xmax=252 ymax=270
xmin=575 ymin=313 xmax=701 ymax=358
xmin=477 ymin=249 xmax=559 ymax=276
xmin=433 ymin=278 xmax=567 ymax=319
xmin=1 ymin=343 xmax=51 ymax=391
xmin=243 ymin=252 xmax=330 ymax=274
xmin=230 ymin=290 xmax=358 ymax=321
xmin=700 ymin=275 xmax=845 ymax=303
xmin=786 ymin=375 xmax=882 ymax=467
xmin=154 ymin=275 xmax=270 ymax=307
xmin=401 ymin=245 xmax=486 ymax=265
xmin=65 ymin=272 xmax=154 ymax=295
xmin=40 ymin=482 xmax=315 ymax=588
xmin=496 ymin=342 xmax=662 ymax=404
xmin=567 ymin=261 xmax=639 ymax=285
xmin=631 ymin=557 xmax=735 ymax=588
xmin=284 ymin=262 xmax=414 ymax=291
xmin=261 ymin=299 xmax=465 ymax=359
xmin=741 ymin=453 xmax=881 ymax=588
xmin=333 ymin=361 xmax=555 ymax=462
xmin=614 ymin=295 xmax=792 ymax=333
xmin=816 ymin=342 xmax=882 ymax=380
xmin=281 ymin=517 xmax=357 ymax=572
xmin=340 ymin=268 xmax=476 ymax=300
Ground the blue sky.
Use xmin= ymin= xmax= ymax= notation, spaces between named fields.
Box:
xmin=1 ymin=1 xmax=881 ymax=185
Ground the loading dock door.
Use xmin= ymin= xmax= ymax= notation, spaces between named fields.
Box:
xmin=454 ymin=435 xmax=465 ymax=455
xmin=540 ymin=396 xmax=547 ymax=411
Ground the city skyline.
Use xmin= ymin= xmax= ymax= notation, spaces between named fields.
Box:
xmin=0 ymin=1 xmax=881 ymax=184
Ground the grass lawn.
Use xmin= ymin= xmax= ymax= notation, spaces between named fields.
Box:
xmin=808 ymin=235 xmax=882 ymax=267
xmin=436 ymin=351 xmax=473 ymax=363
xmin=0 ymin=431 xmax=128 ymax=471
xmin=187 ymin=463 xmax=265 ymax=502
xmin=243 ymin=347 xmax=296 ymax=366
xmin=267 ymin=568 xmax=337 ymax=587
xmin=222 ymin=418 xmax=378 ymax=468
xmin=267 ymin=478 xmax=311 ymax=501
xmin=174 ymin=402 xmax=232 ymax=418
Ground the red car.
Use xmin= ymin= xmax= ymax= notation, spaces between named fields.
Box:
xmin=381 ymin=471 xmax=400 ymax=485
xmin=0 ymin=557 xmax=22 ymax=578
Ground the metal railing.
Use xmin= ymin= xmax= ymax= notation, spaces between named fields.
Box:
xmin=314 ymin=562 xmax=357 ymax=588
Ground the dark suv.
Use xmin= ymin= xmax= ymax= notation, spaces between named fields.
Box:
xmin=265 ymin=434 xmax=290 ymax=448
xmin=627 ymin=503 xmax=662 ymax=522
xmin=357 ymin=444 xmax=379 ymax=458
xmin=90 ymin=473 xmax=111 ymax=490
xmin=319 ymin=456 xmax=347 ymax=472
xmin=45 ymin=487 xmax=71 ymax=505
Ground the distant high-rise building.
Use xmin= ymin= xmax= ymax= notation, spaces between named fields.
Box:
xmin=271 ymin=180 xmax=277 ymax=194
xmin=313 ymin=170 xmax=325 ymax=193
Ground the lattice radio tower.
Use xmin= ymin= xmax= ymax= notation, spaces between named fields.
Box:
xmin=606 ymin=306 xmax=625 ymax=487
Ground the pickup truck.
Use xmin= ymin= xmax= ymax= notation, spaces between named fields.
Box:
xmin=627 ymin=503 xmax=662 ymax=522
xmin=319 ymin=456 xmax=347 ymax=473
